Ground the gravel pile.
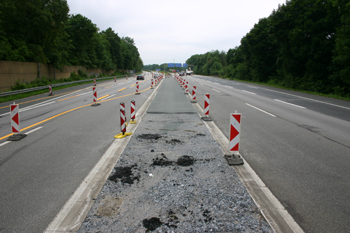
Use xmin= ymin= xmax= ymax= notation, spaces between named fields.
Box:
xmin=78 ymin=114 xmax=272 ymax=232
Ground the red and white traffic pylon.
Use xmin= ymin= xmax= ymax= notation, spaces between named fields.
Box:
xmin=204 ymin=93 xmax=210 ymax=115
xmin=120 ymin=102 xmax=126 ymax=133
xmin=115 ymin=102 xmax=132 ymax=138
xmin=114 ymin=77 xmax=116 ymax=82
xmin=93 ymin=79 xmax=96 ymax=86
xmin=130 ymin=100 xmax=137 ymax=124
xmin=8 ymin=103 xmax=27 ymax=141
xmin=135 ymin=81 xmax=140 ymax=95
xmin=229 ymin=113 xmax=241 ymax=152
xmin=191 ymin=86 xmax=197 ymax=103
xmin=201 ymin=93 xmax=212 ymax=121
xmin=91 ymin=86 xmax=100 ymax=106
xmin=151 ymin=79 xmax=154 ymax=89
xmin=224 ymin=112 xmax=244 ymax=165
xmin=48 ymin=84 xmax=53 ymax=96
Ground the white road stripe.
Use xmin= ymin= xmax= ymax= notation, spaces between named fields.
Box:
xmin=242 ymin=90 xmax=256 ymax=95
xmin=20 ymin=101 xmax=56 ymax=112
xmin=25 ymin=126 xmax=43 ymax=134
xmin=212 ymin=89 xmax=221 ymax=93
xmin=247 ymin=85 xmax=259 ymax=89
xmin=261 ymin=87 xmax=350 ymax=110
xmin=0 ymin=101 xmax=55 ymax=117
xmin=246 ymin=103 xmax=276 ymax=117
xmin=0 ymin=141 xmax=11 ymax=147
xmin=101 ymin=94 xmax=115 ymax=100
xmin=274 ymin=99 xmax=305 ymax=109
xmin=225 ymin=85 xmax=233 ymax=88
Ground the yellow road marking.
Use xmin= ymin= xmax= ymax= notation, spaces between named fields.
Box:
xmin=0 ymin=87 xmax=151 ymax=141
xmin=97 ymin=95 xmax=109 ymax=101
xmin=57 ymin=94 xmax=81 ymax=102
xmin=104 ymin=85 xmax=113 ymax=89
xmin=118 ymin=88 xmax=127 ymax=92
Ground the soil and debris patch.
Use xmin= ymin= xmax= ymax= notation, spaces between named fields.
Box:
xmin=78 ymin=114 xmax=272 ymax=233
xmin=108 ymin=165 xmax=140 ymax=184
xmin=143 ymin=217 xmax=162 ymax=231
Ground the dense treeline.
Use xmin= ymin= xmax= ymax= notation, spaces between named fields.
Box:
xmin=0 ymin=0 xmax=143 ymax=72
xmin=186 ymin=0 xmax=350 ymax=97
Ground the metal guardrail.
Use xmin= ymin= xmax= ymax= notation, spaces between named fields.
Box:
xmin=0 ymin=76 xmax=122 ymax=97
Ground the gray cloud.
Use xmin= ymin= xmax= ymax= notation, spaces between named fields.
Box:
xmin=67 ymin=0 xmax=286 ymax=65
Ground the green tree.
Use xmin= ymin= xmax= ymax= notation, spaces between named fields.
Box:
xmin=0 ymin=0 xmax=69 ymax=64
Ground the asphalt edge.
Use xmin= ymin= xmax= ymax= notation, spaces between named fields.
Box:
xmin=44 ymin=80 xmax=163 ymax=233
xmin=187 ymin=86 xmax=304 ymax=233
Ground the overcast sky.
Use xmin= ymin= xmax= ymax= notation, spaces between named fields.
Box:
xmin=67 ymin=0 xmax=286 ymax=66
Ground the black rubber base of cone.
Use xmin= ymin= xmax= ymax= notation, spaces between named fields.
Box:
xmin=224 ymin=154 xmax=244 ymax=166
xmin=8 ymin=134 xmax=27 ymax=141
xmin=201 ymin=116 xmax=212 ymax=121
xmin=191 ymin=100 xmax=197 ymax=103
xmin=135 ymin=92 xmax=141 ymax=95
xmin=91 ymin=103 xmax=101 ymax=106
xmin=48 ymin=93 xmax=53 ymax=96
xmin=184 ymin=92 xmax=189 ymax=95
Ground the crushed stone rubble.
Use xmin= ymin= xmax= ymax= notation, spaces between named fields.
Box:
xmin=78 ymin=114 xmax=273 ymax=232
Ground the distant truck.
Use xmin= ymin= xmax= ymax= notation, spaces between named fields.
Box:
xmin=186 ymin=68 xmax=193 ymax=76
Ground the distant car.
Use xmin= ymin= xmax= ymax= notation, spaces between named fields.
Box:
xmin=137 ymin=75 xmax=144 ymax=80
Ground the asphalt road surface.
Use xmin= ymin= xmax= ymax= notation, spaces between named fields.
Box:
xmin=187 ymin=75 xmax=350 ymax=233
xmin=0 ymin=73 xmax=154 ymax=233
xmin=1 ymin=73 xmax=350 ymax=233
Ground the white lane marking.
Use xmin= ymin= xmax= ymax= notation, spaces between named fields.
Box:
xmin=78 ymin=92 xmax=90 ymax=96
xmin=247 ymin=85 xmax=259 ymax=89
xmin=0 ymin=101 xmax=55 ymax=117
xmin=212 ymin=89 xmax=221 ymax=93
xmin=0 ymin=89 xmax=88 ymax=116
xmin=0 ymin=141 xmax=11 ymax=147
xmin=102 ymin=94 xmax=115 ymax=100
xmin=224 ymin=85 xmax=233 ymax=88
xmin=0 ymin=127 xmax=42 ymax=147
xmin=20 ymin=101 xmax=56 ymax=112
xmin=246 ymin=103 xmax=276 ymax=117
xmin=274 ymin=99 xmax=305 ymax=109
xmin=242 ymin=90 xmax=256 ymax=95
xmin=25 ymin=126 xmax=43 ymax=134
xmin=261 ymin=87 xmax=350 ymax=110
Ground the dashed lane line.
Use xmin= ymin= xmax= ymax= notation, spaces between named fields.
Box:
xmin=246 ymin=103 xmax=276 ymax=117
xmin=0 ymin=126 xmax=43 ymax=147
xmin=274 ymin=99 xmax=305 ymax=109
xmin=96 ymin=95 xmax=110 ymax=101
xmin=242 ymin=90 xmax=256 ymax=95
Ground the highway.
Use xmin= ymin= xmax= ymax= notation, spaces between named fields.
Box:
xmin=1 ymin=73 xmax=350 ymax=232
xmin=0 ymin=74 xmax=154 ymax=232
xmin=187 ymin=75 xmax=350 ymax=233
